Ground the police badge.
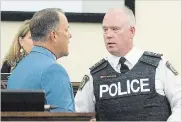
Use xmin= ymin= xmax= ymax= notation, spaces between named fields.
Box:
xmin=166 ymin=61 xmax=179 ymax=75
xmin=79 ymin=75 xmax=90 ymax=90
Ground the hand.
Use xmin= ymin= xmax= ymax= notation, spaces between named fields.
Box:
xmin=90 ymin=118 xmax=96 ymax=122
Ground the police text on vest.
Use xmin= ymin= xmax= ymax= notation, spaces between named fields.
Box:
xmin=100 ymin=78 xmax=150 ymax=98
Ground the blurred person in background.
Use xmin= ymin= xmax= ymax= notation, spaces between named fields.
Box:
xmin=1 ymin=20 xmax=33 ymax=73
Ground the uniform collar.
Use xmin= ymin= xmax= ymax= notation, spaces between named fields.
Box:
xmin=107 ymin=46 xmax=144 ymax=70
xmin=31 ymin=46 xmax=56 ymax=60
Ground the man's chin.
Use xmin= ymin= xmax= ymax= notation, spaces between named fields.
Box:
xmin=108 ymin=50 xmax=119 ymax=56
xmin=108 ymin=49 xmax=116 ymax=54
xmin=57 ymin=52 xmax=69 ymax=59
xmin=63 ymin=52 xmax=69 ymax=57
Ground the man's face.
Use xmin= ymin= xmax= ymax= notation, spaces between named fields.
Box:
xmin=55 ymin=13 xmax=72 ymax=58
xmin=102 ymin=10 xmax=134 ymax=56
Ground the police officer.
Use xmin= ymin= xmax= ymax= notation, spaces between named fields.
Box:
xmin=75 ymin=7 xmax=181 ymax=121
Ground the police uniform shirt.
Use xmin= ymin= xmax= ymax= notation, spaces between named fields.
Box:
xmin=75 ymin=46 xmax=181 ymax=121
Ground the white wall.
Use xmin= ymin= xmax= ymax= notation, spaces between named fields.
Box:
xmin=1 ymin=1 xmax=181 ymax=82
xmin=1 ymin=0 xmax=124 ymax=13
xmin=134 ymin=0 xmax=181 ymax=74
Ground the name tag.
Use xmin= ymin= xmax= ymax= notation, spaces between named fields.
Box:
xmin=99 ymin=78 xmax=151 ymax=100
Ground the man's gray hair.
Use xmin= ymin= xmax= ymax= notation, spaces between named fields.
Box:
xmin=30 ymin=8 xmax=63 ymax=41
xmin=123 ymin=6 xmax=136 ymax=27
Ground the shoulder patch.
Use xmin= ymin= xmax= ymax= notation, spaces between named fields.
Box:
xmin=166 ymin=61 xmax=178 ymax=75
xmin=89 ymin=58 xmax=106 ymax=71
xmin=144 ymin=51 xmax=163 ymax=58
xmin=78 ymin=75 xmax=90 ymax=90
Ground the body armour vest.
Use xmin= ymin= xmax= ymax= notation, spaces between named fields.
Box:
xmin=90 ymin=51 xmax=171 ymax=121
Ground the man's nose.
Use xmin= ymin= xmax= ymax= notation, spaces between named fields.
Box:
xmin=69 ymin=32 xmax=72 ymax=38
xmin=105 ymin=30 xmax=113 ymax=39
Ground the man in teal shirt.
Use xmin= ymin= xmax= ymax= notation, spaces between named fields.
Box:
xmin=7 ymin=8 xmax=75 ymax=112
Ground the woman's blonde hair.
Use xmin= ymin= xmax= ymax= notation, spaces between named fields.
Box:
xmin=3 ymin=20 xmax=31 ymax=67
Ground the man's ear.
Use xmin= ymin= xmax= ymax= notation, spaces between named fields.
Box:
xmin=19 ymin=37 xmax=23 ymax=46
xmin=50 ymin=31 xmax=57 ymax=43
xmin=129 ymin=26 xmax=135 ymax=39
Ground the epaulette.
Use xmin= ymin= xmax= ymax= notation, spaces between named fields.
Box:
xmin=140 ymin=51 xmax=163 ymax=67
xmin=143 ymin=51 xmax=163 ymax=58
xmin=89 ymin=58 xmax=107 ymax=74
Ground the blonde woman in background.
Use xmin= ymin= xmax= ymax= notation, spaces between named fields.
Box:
xmin=1 ymin=20 xmax=33 ymax=73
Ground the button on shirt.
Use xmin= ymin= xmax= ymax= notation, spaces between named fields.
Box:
xmin=75 ymin=46 xmax=181 ymax=121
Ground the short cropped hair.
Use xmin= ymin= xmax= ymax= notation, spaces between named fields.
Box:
xmin=30 ymin=8 xmax=63 ymax=41
xmin=123 ymin=6 xmax=136 ymax=27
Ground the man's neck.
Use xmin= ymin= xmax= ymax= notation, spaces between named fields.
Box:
xmin=33 ymin=42 xmax=58 ymax=59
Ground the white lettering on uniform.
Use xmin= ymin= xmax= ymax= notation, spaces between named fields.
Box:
xmin=118 ymin=82 xmax=127 ymax=95
xmin=100 ymin=85 xmax=109 ymax=98
xmin=131 ymin=79 xmax=140 ymax=93
xmin=99 ymin=78 xmax=150 ymax=98
xmin=126 ymin=80 xmax=131 ymax=94
xmin=109 ymin=84 xmax=117 ymax=96
xmin=140 ymin=78 xmax=150 ymax=92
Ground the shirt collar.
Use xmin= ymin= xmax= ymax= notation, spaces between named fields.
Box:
xmin=31 ymin=46 xmax=56 ymax=60
xmin=125 ymin=46 xmax=144 ymax=68
xmin=107 ymin=46 xmax=144 ymax=69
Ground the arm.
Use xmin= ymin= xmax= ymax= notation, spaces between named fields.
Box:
xmin=75 ymin=72 xmax=95 ymax=112
xmin=1 ymin=61 xmax=11 ymax=73
xmin=41 ymin=64 xmax=75 ymax=112
xmin=158 ymin=58 xmax=181 ymax=121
